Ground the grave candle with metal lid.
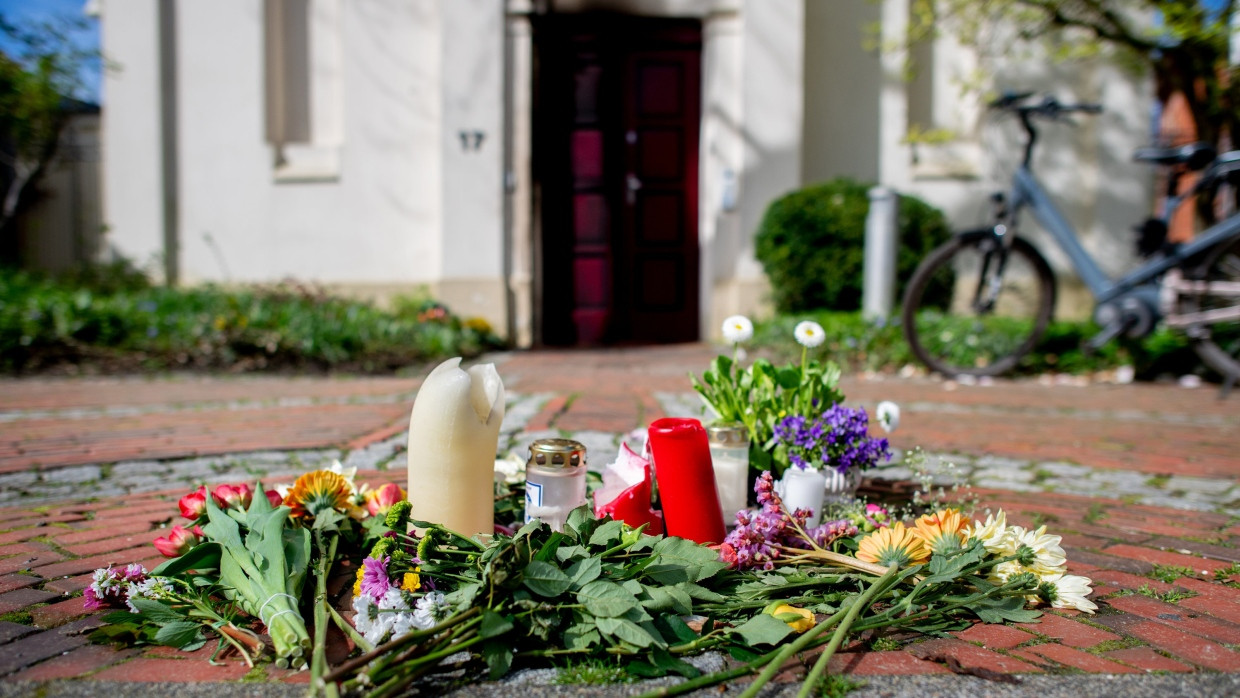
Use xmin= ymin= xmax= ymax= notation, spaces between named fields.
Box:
xmin=707 ymin=423 xmax=749 ymax=526
xmin=525 ymin=438 xmax=587 ymax=532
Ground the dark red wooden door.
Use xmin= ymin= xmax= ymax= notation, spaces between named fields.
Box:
xmin=535 ymin=16 xmax=700 ymax=346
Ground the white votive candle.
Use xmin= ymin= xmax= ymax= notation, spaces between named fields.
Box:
xmin=707 ymin=424 xmax=750 ymax=527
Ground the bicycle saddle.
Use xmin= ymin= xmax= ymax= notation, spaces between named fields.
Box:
xmin=1133 ymin=142 xmax=1216 ymax=170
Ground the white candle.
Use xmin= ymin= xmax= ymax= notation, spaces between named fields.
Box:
xmin=710 ymin=449 xmax=749 ymax=527
xmin=407 ymin=357 xmax=505 ymax=539
xmin=779 ymin=467 xmax=827 ymax=528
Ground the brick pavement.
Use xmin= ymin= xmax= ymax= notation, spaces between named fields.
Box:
xmin=1 ymin=344 xmax=1239 ymax=688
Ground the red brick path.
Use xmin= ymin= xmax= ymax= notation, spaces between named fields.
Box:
xmin=1 ymin=345 xmax=1238 ymax=684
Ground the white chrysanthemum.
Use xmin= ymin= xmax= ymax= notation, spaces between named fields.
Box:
xmin=125 ymin=578 xmax=175 ymax=613
xmin=353 ymin=588 xmax=420 ymax=645
xmin=986 ymin=560 xmax=1026 ymax=586
xmin=875 ymin=401 xmax=900 ymax=433
xmin=412 ymin=591 xmax=449 ymax=629
xmin=1014 ymin=525 xmax=1067 ymax=571
xmin=1045 ymin=573 xmax=1098 ymax=614
xmin=794 ymin=321 xmax=826 ymax=348
xmin=493 ymin=453 xmax=526 ymax=485
xmin=721 ymin=315 xmax=754 ymax=344
xmin=965 ymin=510 xmax=1013 ymax=554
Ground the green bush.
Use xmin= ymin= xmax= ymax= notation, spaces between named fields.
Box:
xmin=754 ymin=178 xmax=953 ymax=313
xmin=0 ymin=267 xmax=505 ymax=374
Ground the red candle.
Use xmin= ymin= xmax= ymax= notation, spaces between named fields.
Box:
xmin=647 ymin=418 xmax=726 ymax=544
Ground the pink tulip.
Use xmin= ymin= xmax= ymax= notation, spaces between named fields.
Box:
xmin=212 ymin=483 xmax=254 ymax=511
xmin=178 ymin=486 xmax=208 ymax=520
xmin=153 ymin=525 xmax=203 ymax=557
xmin=364 ymin=483 xmax=406 ymax=517
xmin=265 ymin=489 xmax=283 ymax=508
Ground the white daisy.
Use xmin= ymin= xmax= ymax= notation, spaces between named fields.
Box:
xmin=794 ymin=321 xmax=826 ymax=348
xmin=1014 ymin=525 xmax=1067 ymax=572
xmin=875 ymin=401 xmax=900 ymax=433
xmin=965 ymin=510 xmax=1012 ymax=554
xmin=1045 ymin=573 xmax=1098 ymax=614
xmin=721 ymin=315 xmax=754 ymax=344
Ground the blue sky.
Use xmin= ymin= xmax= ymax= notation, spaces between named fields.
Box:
xmin=0 ymin=0 xmax=100 ymax=103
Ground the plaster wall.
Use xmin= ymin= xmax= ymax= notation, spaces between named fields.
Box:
xmin=99 ymin=0 xmax=165 ymax=275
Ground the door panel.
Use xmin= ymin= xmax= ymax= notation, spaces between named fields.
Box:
xmin=535 ymin=16 xmax=700 ymax=346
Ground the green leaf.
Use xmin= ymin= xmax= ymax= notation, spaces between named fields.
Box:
xmin=481 ymin=640 xmax=513 ymax=680
xmin=565 ymin=506 xmax=598 ymax=542
xmin=729 ymin=645 xmax=763 ymax=662
xmin=153 ymin=620 xmax=203 ymax=649
xmin=588 ymin=520 xmax=625 ymax=548
xmin=522 ymin=560 xmax=573 ymax=597
xmin=643 ymin=565 xmax=692 ymax=586
xmin=128 ymin=598 xmax=185 ymax=624
xmin=970 ymin=595 xmax=1043 ymax=624
xmin=577 ymin=580 xmax=639 ymax=618
xmin=554 ymin=545 xmax=588 ymax=563
xmin=534 ymin=532 xmax=566 ymax=562
xmin=150 ymin=542 xmax=221 ymax=576
xmin=565 ymin=556 xmax=602 ymax=590
xmin=654 ymin=614 xmax=698 ymax=645
xmin=595 ymin=616 xmax=657 ymax=648
xmin=445 ymin=582 xmax=481 ymax=610
xmin=730 ymin=613 xmax=795 ymax=647
xmin=676 ymin=582 xmax=726 ymax=603
xmin=564 ymin=623 xmax=600 ymax=650
xmin=650 ymin=647 xmax=701 ymax=678
xmin=480 ymin=609 xmax=514 ymax=639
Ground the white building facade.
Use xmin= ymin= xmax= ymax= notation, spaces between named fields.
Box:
xmin=99 ymin=0 xmax=1153 ymax=346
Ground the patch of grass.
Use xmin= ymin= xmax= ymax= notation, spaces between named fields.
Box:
xmin=1213 ymin=562 xmax=1240 ymax=583
xmin=1031 ymin=469 xmax=1054 ymax=484
xmin=1145 ymin=474 xmax=1171 ymax=489
xmin=1030 ymin=512 xmax=1059 ymax=527
xmin=1148 ymin=565 xmax=1196 ymax=584
xmin=1136 ymin=583 xmax=1198 ymax=604
xmin=240 ymin=666 xmax=268 ymax=683
xmin=554 ymin=657 xmax=634 ymax=685
xmin=1086 ymin=637 xmax=1144 ymax=654
xmin=814 ymin=673 xmax=866 ymax=698
xmin=1083 ymin=503 xmax=1107 ymax=524
xmin=0 ymin=610 xmax=33 ymax=624
xmin=869 ymin=636 xmax=902 ymax=652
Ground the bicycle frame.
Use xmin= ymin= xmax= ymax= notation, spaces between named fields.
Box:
xmin=1007 ymin=166 xmax=1240 ymax=307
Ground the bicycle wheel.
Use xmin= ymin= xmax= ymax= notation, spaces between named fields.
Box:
xmin=1183 ymin=236 xmax=1240 ymax=381
xmin=902 ymin=231 xmax=1056 ymax=377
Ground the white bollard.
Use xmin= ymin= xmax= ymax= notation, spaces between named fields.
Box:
xmin=864 ymin=186 xmax=898 ymax=321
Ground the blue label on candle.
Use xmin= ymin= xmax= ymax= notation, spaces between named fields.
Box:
xmin=525 ymin=481 xmax=543 ymax=523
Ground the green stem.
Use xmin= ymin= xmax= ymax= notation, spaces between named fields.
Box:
xmin=735 ymin=604 xmax=852 ymax=698
xmin=326 ymin=602 xmax=372 ymax=654
xmin=310 ymin=531 xmax=339 ymax=697
xmin=797 ymin=566 xmax=899 ymax=698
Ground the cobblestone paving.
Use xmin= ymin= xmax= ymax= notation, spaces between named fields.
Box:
xmin=1 ymin=346 xmax=1239 ymax=688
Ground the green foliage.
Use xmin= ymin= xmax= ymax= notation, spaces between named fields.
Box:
xmin=1136 ymin=583 xmax=1197 ymax=604
xmin=554 ymin=657 xmax=634 ymax=685
xmin=0 ymin=266 xmax=504 ymax=373
xmin=749 ymin=310 xmax=1212 ymax=378
xmin=1147 ymin=565 xmax=1196 ymax=584
xmin=754 ymin=178 xmax=952 ymax=313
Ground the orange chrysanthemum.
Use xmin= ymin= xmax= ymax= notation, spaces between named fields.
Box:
xmin=284 ymin=470 xmax=351 ymax=519
xmin=911 ymin=508 xmax=972 ymax=555
xmin=855 ymin=522 xmax=930 ymax=568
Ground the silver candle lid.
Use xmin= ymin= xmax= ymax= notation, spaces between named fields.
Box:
xmin=527 ymin=438 xmax=586 ymax=468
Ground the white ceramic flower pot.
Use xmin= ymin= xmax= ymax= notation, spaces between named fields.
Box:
xmin=779 ymin=467 xmax=827 ymax=528
xmin=823 ymin=467 xmax=862 ymax=506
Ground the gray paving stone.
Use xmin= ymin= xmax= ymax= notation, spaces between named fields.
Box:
xmin=1035 ymin=461 xmax=1093 ymax=478
xmin=500 ymin=392 xmax=551 ymax=433
xmin=972 ymin=478 xmax=1042 ymax=493
xmin=1165 ymin=475 xmax=1234 ymax=495
xmin=656 ymin=391 xmax=708 ymax=420
xmin=1139 ymin=494 xmax=1219 ymax=512
xmin=50 ymin=465 xmax=101 ymax=484
xmin=0 ymin=471 xmax=38 ymax=488
xmin=970 ymin=467 xmax=1036 ymax=483
xmin=108 ymin=460 xmax=167 ymax=476
xmin=973 ymin=455 xmax=1030 ymax=470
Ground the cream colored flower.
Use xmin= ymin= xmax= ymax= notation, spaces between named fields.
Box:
xmin=1013 ymin=525 xmax=1067 ymax=572
xmin=721 ymin=315 xmax=754 ymax=344
xmin=1045 ymin=573 xmax=1098 ymax=614
xmin=965 ymin=510 xmax=1013 ymax=554
xmin=794 ymin=321 xmax=826 ymax=348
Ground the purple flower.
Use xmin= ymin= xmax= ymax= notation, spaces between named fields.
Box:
xmin=361 ymin=556 xmax=392 ymax=599
xmin=774 ymin=404 xmax=892 ymax=473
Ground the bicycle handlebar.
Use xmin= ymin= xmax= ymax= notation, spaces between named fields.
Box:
xmin=989 ymin=93 xmax=1103 ymax=166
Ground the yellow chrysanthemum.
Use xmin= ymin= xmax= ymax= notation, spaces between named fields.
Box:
xmin=353 ymin=567 xmax=365 ymax=597
xmin=285 ymin=470 xmax=352 ymax=519
xmin=401 ymin=571 xmax=421 ymax=592
xmin=911 ymin=508 xmax=972 ymax=555
xmin=770 ymin=604 xmax=814 ymax=633
xmin=856 ymin=522 xmax=929 ymax=568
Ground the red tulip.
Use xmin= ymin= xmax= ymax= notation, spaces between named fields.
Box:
xmin=212 ymin=483 xmax=254 ymax=510
xmin=153 ymin=524 xmax=203 ymax=557
xmin=178 ymin=486 xmax=208 ymax=520
xmin=265 ymin=489 xmax=283 ymax=508
xmin=364 ymin=483 xmax=406 ymax=517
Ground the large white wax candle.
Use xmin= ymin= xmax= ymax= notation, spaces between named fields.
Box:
xmin=779 ymin=467 xmax=827 ymax=528
xmin=710 ymin=450 xmax=749 ymax=527
xmin=407 ymin=357 xmax=505 ymax=539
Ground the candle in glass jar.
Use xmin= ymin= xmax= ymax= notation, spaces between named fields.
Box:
xmin=707 ymin=424 xmax=749 ymax=527
xmin=647 ymin=418 xmax=725 ymax=544
xmin=780 ymin=466 xmax=826 ymax=528
xmin=524 ymin=439 xmax=587 ymax=532
xmin=406 ymin=357 xmax=505 ymax=538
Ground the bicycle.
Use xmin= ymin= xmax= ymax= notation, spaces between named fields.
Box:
xmin=900 ymin=93 xmax=1240 ymax=388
